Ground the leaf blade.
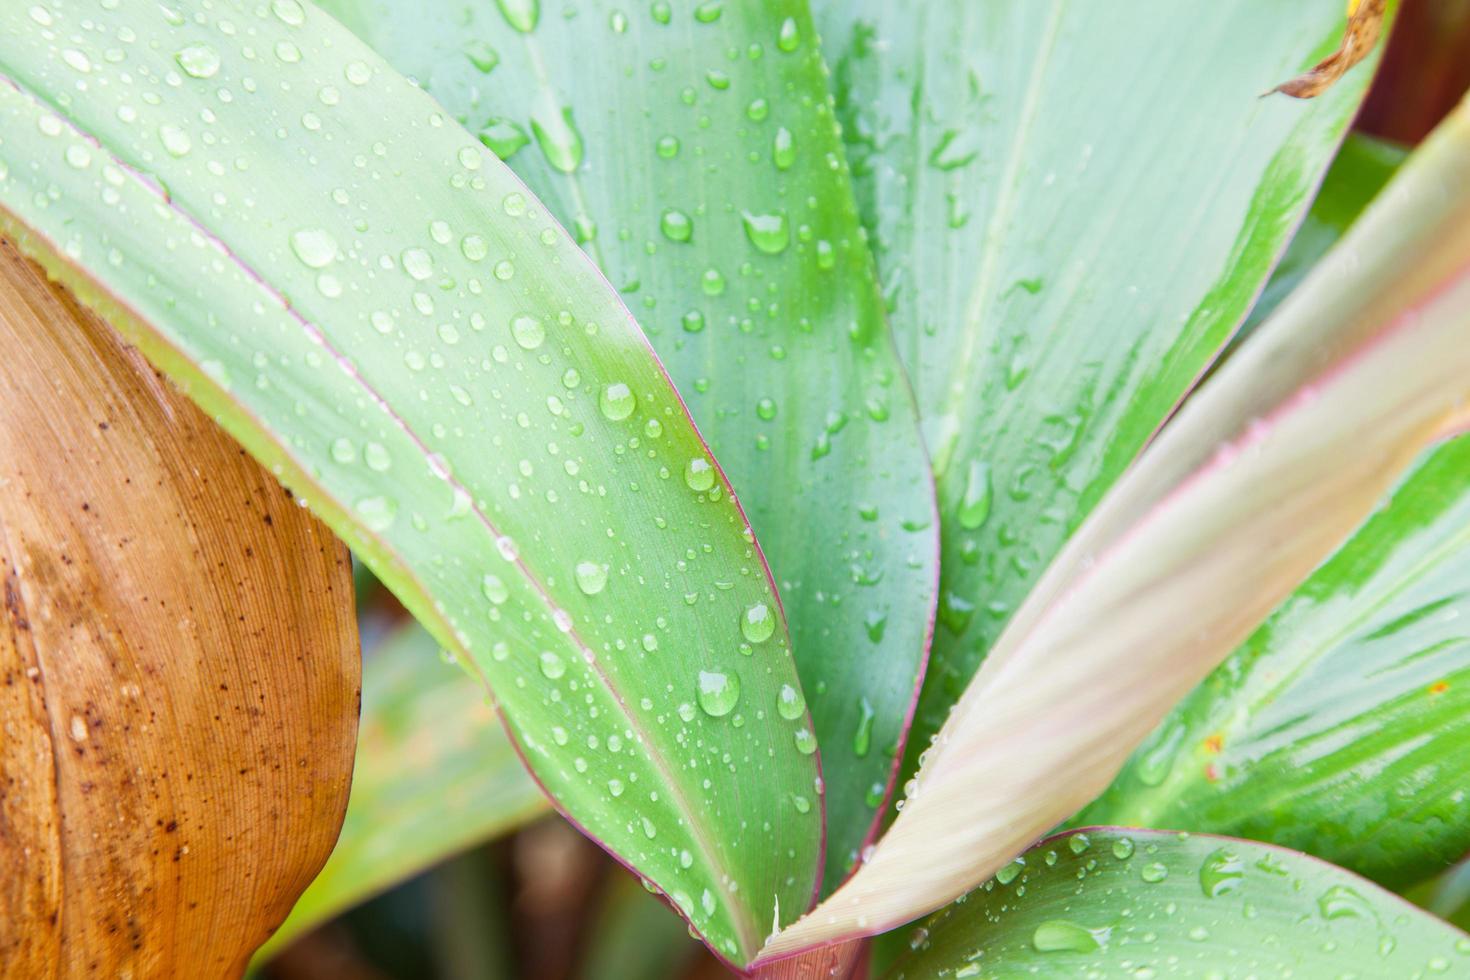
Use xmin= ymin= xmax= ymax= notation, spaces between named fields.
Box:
xmin=321 ymin=0 xmax=940 ymax=890
xmin=1081 ymin=433 xmax=1470 ymax=889
xmin=761 ymin=91 xmax=1470 ymax=959
xmin=884 ymin=829 xmax=1470 ymax=979
xmin=815 ymin=0 xmax=1392 ymax=802
xmin=0 ymin=1 xmax=819 ymax=963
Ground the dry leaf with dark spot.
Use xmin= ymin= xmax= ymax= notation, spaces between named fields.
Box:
xmin=0 ymin=239 xmax=360 ymax=977
xmin=1270 ymin=0 xmax=1389 ymax=99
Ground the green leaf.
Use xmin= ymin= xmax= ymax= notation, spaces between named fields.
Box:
xmin=0 ymin=1 xmax=820 ymax=963
xmin=814 ymin=0 xmax=1392 ymax=792
xmin=319 ymin=0 xmax=939 ymax=890
xmin=882 ymin=829 xmax=1470 ymax=979
xmin=1241 ymin=132 xmax=1405 ymax=335
xmin=761 ymin=93 xmax=1470 ymax=959
xmin=1081 ymin=434 xmax=1470 ymax=889
xmin=260 ymin=623 xmax=546 ymax=958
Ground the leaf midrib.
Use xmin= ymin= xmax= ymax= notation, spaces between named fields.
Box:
xmin=0 ymin=62 xmax=764 ymax=961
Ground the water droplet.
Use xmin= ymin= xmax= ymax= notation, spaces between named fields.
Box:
xmin=684 ymin=457 xmax=715 ymax=492
xmin=777 ymin=16 xmax=800 ymax=51
xmin=329 ymin=437 xmax=356 ymax=463
xmin=503 ymin=192 xmax=527 ymax=217
xmin=481 ymin=574 xmax=509 ymax=605
xmin=599 ymin=382 xmax=637 ymax=421
xmin=740 ymin=602 xmax=775 ymax=643
xmin=694 ymin=1 xmax=722 ymax=23
xmin=1032 ymin=920 xmax=1109 ymax=954
xmin=741 ymin=210 xmax=790 ymax=255
xmin=1317 ymin=885 xmax=1374 ymax=921
xmin=496 ymin=0 xmax=539 ymax=33
xmin=539 ymin=651 xmax=566 ymax=679
xmin=158 ymin=124 xmax=192 ymax=158
xmin=463 ymin=38 xmax=500 ymax=73
xmin=852 ymin=697 xmax=875 ymax=757
xmin=363 ymin=443 xmax=392 ymax=472
xmin=478 ymin=117 xmax=530 ymax=159
xmin=355 ymin=495 xmax=397 ymax=532
xmin=681 ymin=310 xmax=706 ymax=333
xmin=957 ymin=460 xmax=992 ymax=529
xmin=660 ymin=208 xmax=693 ymax=243
xmin=511 ymin=313 xmax=546 ymax=349
xmin=773 ymin=127 xmax=795 ymax=170
xmin=401 ymin=247 xmax=434 ymax=281
xmin=175 ymin=43 xmax=221 ymax=79
xmin=531 ymin=104 xmax=584 ymax=174
xmin=1141 ymin=862 xmax=1169 ymax=883
xmin=656 ymin=135 xmax=680 ymax=158
xmin=574 ymin=561 xmax=607 ymax=596
xmin=696 ymin=670 xmax=740 ymax=717
xmin=1112 ymin=837 xmax=1134 ymax=860
xmin=345 ymin=60 xmax=372 ymax=85
xmin=995 ymin=858 xmax=1024 ymax=886
xmin=700 ymin=268 xmax=726 ymax=296
xmin=494 ymin=259 xmax=516 ymax=281
xmin=1199 ymin=848 xmax=1244 ymax=898
xmin=271 ymin=0 xmax=306 ymax=26
xmin=794 ymin=728 xmax=817 ymax=754
xmin=1068 ymin=834 xmax=1091 ymax=855
xmin=651 ymin=1 xmax=672 ymax=25
xmin=776 ymin=684 xmax=805 ymax=720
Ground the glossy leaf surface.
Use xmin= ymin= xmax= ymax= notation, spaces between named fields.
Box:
xmin=761 ymin=94 xmax=1470 ymax=958
xmin=1082 ymin=434 xmax=1470 ymax=889
xmin=320 ymin=0 xmax=940 ymax=889
xmin=884 ymin=829 xmax=1470 ymax=979
xmin=0 ymin=1 xmax=819 ymax=963
xmin=815 ymin=0 xmax=1391 ymax=787
xmin=262 ymin=622 xmax=547 ymax=957
xmin=1241 ymin=132 xmax=1404 ymax=334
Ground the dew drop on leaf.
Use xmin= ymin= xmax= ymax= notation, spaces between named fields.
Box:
xmin=776 ymin=684 xmax=805 ymax=720
xmin=684 ymin=457 xmax=715 ymax=492
xmin=740 ymin=602 xmax=774 ymax=643
xmin=599 ymin=383 xmax=637 ymax=421
xmin=496 ymin=0 xmax=539 ymax=33
xmin=696 ymin=670 xmax=740 ymax=717
xmin=574 ymin=560 xmax=608 ymax=596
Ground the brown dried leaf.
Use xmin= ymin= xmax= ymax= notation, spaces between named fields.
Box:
xmin=0 ymin=239 xmax=360 ymax=976
xmin=1270 ymin=0 xmax=1389 ymax=98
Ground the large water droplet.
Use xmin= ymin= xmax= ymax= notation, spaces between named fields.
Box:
xmin=511 ymin=313 xmax=546 ymax=350
xmin=852 ymin=697 xmax=875 ymax=757
xmin=289 ymin=228 xmax=337 ymax=269
xmin=479 ymin=117 xmax=529 ymax=159
xmin=660 ymin=208 xmax=693 ymax=243
xmin=741 ymin=602 xmax=775 ymax=643
xmin=773 ymin=127 xmax=795 ymax=170
xmin=539 ymin=651 xmax=566 ymax=679
xmin=481 ymin=573 xmax=509 ymax=605
xmin=777 ymin=16 xmax=801 ymax=51
xmin=175 ymin=43 xmax=221 ymax=79
xmin=496 ymin=0 xmax=539 ymax=32
xmin=776 ymin=684 xmax=805 ymax=720
xmin=957 ymin=459 xmax=992 ymax=530
xmin=599 ymin=382 xmax=637 ymax=421
xmin=684 ymin=457 xmax=715 ymax=492
xmin=401 ymin=247 xmax=434 ymax=281
xmin=1317 ymin=885 xmax=1374 ymax=921
xmin=574 ymin=561 xmax=607 ymax=596
xmin=1199 ymin=848 xmax=1244 ymax=898
xmin=1031 ymin=920 xmax=1109 ymax=954
xmin=741 ymin=210 xmax=790 ymax=255
xmin=696 ymin=670 xmax=740 ymax=717
xmin=531 ymin=103 xmax=584 ymax=174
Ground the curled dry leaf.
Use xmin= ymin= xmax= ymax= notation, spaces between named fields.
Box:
xmin=1270 ymin=0 xmax=1389 ymax=98
xmin=0 ymin=240 xmax=359 ymax=975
